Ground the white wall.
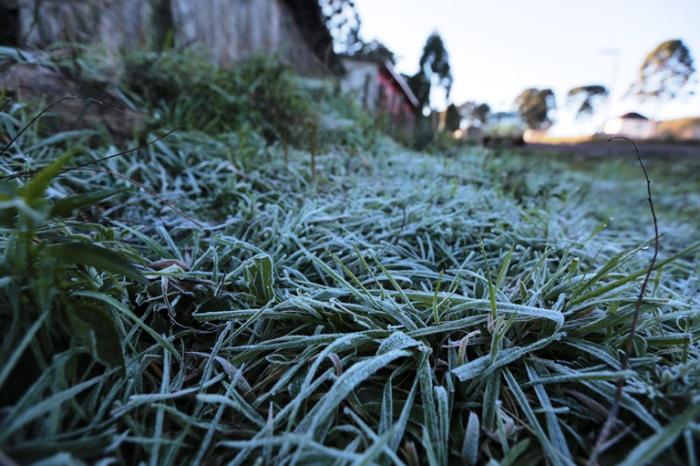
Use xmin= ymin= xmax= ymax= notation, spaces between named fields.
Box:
xmin=604 ymin=118 xmax=656 ymax=139
xmin=340 ymin=59 xmax=381 ymax=112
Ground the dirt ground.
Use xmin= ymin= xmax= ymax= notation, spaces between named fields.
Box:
xmin=525 ymin=141 xmax=700 ymax=159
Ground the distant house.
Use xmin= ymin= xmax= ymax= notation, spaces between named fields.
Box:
xmin=604 ymin=112 xmax=656 ymax=139
xmin=1 ymin=0 xmax=337 ymax=75
xmin=339 ymin=55 xmax=419 ymax=129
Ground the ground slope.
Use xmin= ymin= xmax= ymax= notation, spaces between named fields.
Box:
xmin=1 ymin=61 xmax=699 ymax=465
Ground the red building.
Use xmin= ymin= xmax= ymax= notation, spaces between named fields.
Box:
xmin=339 ymin=55 xmax=419 ymax=130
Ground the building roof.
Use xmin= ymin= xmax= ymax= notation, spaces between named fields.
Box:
xmin=382 ymin=63 xmax=419 ymax=109
xmin=619 ymin=112 xmax=649 ymax=120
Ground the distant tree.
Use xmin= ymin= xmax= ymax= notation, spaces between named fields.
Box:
xmin=458 ymin=101 xmax=490 ymax=125
xmin=472 ymin=102 xmax=490 ymax=124
xmin=567 ymin=85 xmax=608 ymax=119
xmin=407 ymin=73 xmax=431 ymax=115
xmin=353 ymin=39 xmax=395 ymax=63
xmin=515 ymin=88 xmax=556 ymax=129
xmin=320 ymin=0 xmax=363 ymax=54
xmin=630 ymin=39 xmax=696 ymax=103
xmin=408 ymin=32 xmax=453 ymax=114
xmin=445 ymin=103 xmax=461 ymax=131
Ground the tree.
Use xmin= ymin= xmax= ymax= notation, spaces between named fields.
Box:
xmin=515 ymin=88 xmax=556 ymax=129
xmin=320 ymin=0 xmax=363 ymax=54
xmin=472 ymin=103 xmax=490 ymax=124
xmin=631 ymin=39 xmax=695 ymax=103
xmin=458 ymin=101 xmax=490 ymax=126
xmin=407 ymin=72 xmax=430 ymax=114
xmin=567 ymin=85 xmax=608 ymax=119
xmin=445 ymin=103 xmax=461 ymax=132
xmin=353 ymin=39 xmax=395 ymax=63
xmin=408 ymin=32 xmax=453 ymax=115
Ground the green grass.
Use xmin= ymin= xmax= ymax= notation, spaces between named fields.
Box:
xmin=1 ymin=52 xmax=699 ymax=466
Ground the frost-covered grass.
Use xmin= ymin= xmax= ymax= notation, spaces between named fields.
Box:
xmin=1 ymin=57 xmax=700 ymax=465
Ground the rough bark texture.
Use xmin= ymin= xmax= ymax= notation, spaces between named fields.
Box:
xmin=10 ymin=0 xmax=331 ymax=75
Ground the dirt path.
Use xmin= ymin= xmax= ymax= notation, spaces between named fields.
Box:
xmin=525 ymin=142 xmax=700 ymax=159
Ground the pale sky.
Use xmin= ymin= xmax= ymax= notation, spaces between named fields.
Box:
xmin=353 ymin=0 xmax=700 ymax=135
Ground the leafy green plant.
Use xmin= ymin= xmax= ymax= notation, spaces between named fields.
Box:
xmin=0 ymin=149 xmax=144 ymax=402
xmin=243 ymin=253 xmax=275 ymax=303
xmin=122 ymin=52 xmax=315 ymax=145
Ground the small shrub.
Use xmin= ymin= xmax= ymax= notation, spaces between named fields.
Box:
xmin=122 ymin=51 xmax=315 ymax=145
xmin=0 ymin=150 xmax=144 ymax=403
